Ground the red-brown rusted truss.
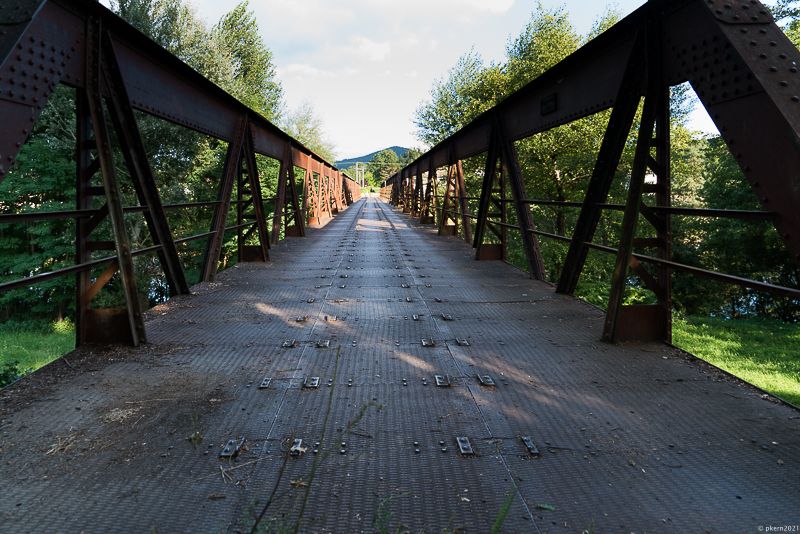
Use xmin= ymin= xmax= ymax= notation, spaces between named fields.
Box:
xmin=0 ymin=0 xmax=360 ymax=346
xmin=384 ymin=0 xmax=800 ymax=343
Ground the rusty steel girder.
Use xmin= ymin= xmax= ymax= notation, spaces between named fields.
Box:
xmin=386 ymin=0 xmax=800 ymax=343
xmin=0 ymin=0 xmax=360 ymax=346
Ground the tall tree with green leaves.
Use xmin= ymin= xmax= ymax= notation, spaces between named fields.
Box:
xmin=282 ymin=102 xmax=336 ymax=163
xmin=213 ymin=1 xmax=283 ymax=121
xmin=368 ymin=149 xmax=401 ymax=185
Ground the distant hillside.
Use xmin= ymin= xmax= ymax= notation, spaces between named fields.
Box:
xmin=336 ymin=146 xmax=409 ymax=169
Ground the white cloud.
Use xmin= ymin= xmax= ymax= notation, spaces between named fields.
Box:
xmin=281 ymin=64 xmax=334 ymax=79
xmin=171 ymin=0 xmax=654 ymax=158
xmin=350 ymin=36 xmax=391 ymax=62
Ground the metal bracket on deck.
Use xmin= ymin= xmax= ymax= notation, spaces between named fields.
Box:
xmin=282 ymin=339 xmax=298 ymax=348
xmin=434 ymin=375 xmax=451 ymax=387
xmin=456 ymin=436 xmax=474 ymax=456
xmin=421 ymin=338 xmax=436 ymax=347
xmin=521 ymin=436 xmax=540 ymax=457
xmin=477 ymin=374 xmax=495 ymax=387
xmin=219 ymin=437 xmax=245 ymax=459
xmin=303 ymin=376 xmax=320 ymax=389
xmin=258 ymin=377 xmax=271 ymax=389
xmin=289 ymin=438 xmax=305 ymax=457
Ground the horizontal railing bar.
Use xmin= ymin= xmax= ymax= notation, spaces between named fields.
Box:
xmin=0 ymin=198 xmax=282 ymax=223
xmin=528 ymin=230 xmax=800 ymax=299
xmin=424 ymin=195 xmax=774 ymax=219
xmin=224 ymin=222 xmax=257 ymax=232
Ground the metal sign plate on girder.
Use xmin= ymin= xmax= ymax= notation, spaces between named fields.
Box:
xmin=434 ymin=375 xmax=451 ymax=387
xmin=521 ymin=436 xmax=540 ymax=457
xmin=477 ymin=374 xmax=496 ymax=387
xmin=282 ymin=339 xmax=298 ymax=348
xmin=219 ymin=437 xmax=245 ymax=459
xmin=456 ymin=437 xmax=474 ymax=456
xmin=258 ymin=377 xmax=271 ymax=389
xmin=421 ymin=338 xmax=436 ymax=347
xmin=303 ymin=377 xmax=320 ymax=389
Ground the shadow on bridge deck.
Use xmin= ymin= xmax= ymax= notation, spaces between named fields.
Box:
xmin=1 ymin=196 xmax=798 ymax=533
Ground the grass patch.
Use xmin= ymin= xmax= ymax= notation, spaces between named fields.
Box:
xmin=0 ymin=319 xmax=75 ymax=376
xmin=673 ymin=316 xmax=800 ymax=406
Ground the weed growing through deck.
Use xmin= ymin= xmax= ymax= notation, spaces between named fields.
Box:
xmin=346 ymin=400 xmax=384 ymax=437
xmin=373 ymin=493 xmax=410 ymax=534
xmin=490 ymin=488 xmax=517 ymax=534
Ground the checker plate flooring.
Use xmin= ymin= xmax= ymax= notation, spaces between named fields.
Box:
xmin=1 ymin=196 xmax=798 ymax=533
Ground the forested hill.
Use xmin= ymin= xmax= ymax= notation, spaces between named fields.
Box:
xmin=336 ymin=146 xmax=409 ymax=168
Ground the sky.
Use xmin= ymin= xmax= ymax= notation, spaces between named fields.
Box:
xmin=132 ymin=0 xmax=729 ymax=159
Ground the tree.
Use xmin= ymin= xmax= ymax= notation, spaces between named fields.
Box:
xmin=414 ymin=50 xmax=488 ymax=146
xmin=282 ymin=102 xmax=336 ymax=163
xmin=213 ymin=1 xmax=283 ymax=121
xmin=368 ymin=149 xmax=401 ymax=184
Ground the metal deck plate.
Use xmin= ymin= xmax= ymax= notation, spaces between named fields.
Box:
xmin=0 ymin=197 xmax=798 ymax=533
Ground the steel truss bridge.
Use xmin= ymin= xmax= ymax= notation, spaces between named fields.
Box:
xmin=0 ymin=0 xmax=798 ymax=532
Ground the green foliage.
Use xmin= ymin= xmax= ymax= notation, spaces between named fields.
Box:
xmin=0 ymin=93 xmax=77 ymax=321
xmin=368 ymin=149 xmax=401 ymax=185
xmin=213 ymin=1 xmax=283 ymax=120
xmin=415 ymin=49 xmax=490 ymax=145
xmin=505 ymin=4 xmax=579 ymax=91
xmin=0 ymin=361 xmax=25 ymax=388
xmin=672 ymin=138 xmax=800 ymax=320
xmin=282 ymin=102 xmax=336 ymax=162
xmin=674 ymin=316 xmax=800 ymax=406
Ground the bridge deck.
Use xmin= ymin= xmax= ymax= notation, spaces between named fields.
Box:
xmin=1 ymin=196 xmax=798 ymax=533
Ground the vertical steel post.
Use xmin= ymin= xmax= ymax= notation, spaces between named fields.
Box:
xmin=556 ymin=36 xmax=645 ymax=295
xmin=102 ymin=37 xmax=189 ymax=297
xmin=604 ymin=14 xmax=672 ymax=343
xmin=204 ymin=117 xmax=246 ymax=280
xmin=242 ymin=125 xmax=270 ymax=259
xmin=85 ymin=18 xmax=145 ymax=345
xmin=438 ymin=163 xmax=457 ymax=236
xmin=75 ymin=90 xmax=93 ymax=347
xmin=496 ymin=117 xmax=545 ymax=280
xmin=473 ymin=127 xmax=501 ymax=254
xmin=455 ymin=160 xmax=473 ymax=245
